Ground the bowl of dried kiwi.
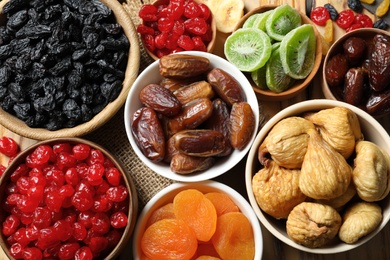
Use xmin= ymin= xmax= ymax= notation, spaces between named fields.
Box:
xmin=0 ymin=0 xmax=140 ymax=140
xmin=225 ymin=4 xmax=322 ymax=101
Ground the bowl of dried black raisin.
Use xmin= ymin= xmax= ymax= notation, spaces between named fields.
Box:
xmin=0 ymin=0 xmax=140 ymax=140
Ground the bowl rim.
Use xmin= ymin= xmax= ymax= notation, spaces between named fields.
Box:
xmin=0 ymin=0 xmax=141 ymax=140
xmin=245 ymin=99 xmax=390 ymax=254
xmin=233 ymin=4 xmax=323 ymax=101
xmin=0 ymin=137 xmax=138 ymax=259
xmin=131 ymin=180 xmax=263 ymax=259
xmin=124 ymin=50 xmax=260 ymax=182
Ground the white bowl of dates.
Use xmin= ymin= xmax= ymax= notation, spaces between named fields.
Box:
xmin=124 ymin=51 xmax=260 ymax=182
xmin=245 ymin=99 xmax=390 ymax=253
xmin=137 ymin=0 xmax=217 ymax=60
xmin=132 ymin=180 xmax=263 ymax=260
xmin=226 ymin=4 xmax=322 ymax=101
xmin=0 ymin=0 xmax=140 ymax=140
xmin=0 ymin=137 xmax=138 ymax=259
xmin=322 ymin=28 xmax=390 ymax=118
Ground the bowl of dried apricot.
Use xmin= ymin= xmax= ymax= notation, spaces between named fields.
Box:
xmin=322 ymin=28 xmax=390 ymax=117
xmin=124 ymin=51 xmax=260 ymax=182
xmin=0 ymin=137 xmax=138 ymax=259
xmin=137 ymin=0 xmax=217 ymax=60
xmin=0 ymin=0 xmax=140 ymax=140
xmin=245 ymin=99 xmax=390 ymax=253
xmin=132 ymin=180 xmax=263 ymax=259
xmin=225 ymin=4 xmax=322 ymax=101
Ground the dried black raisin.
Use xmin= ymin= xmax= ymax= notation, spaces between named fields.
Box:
xmin=347 ymin=0 xmax=363 ymax=12
xmin=373 ymin=19 xmax=389 ymax=30
xmin=324 ymin=4 xmax=339 ymax=21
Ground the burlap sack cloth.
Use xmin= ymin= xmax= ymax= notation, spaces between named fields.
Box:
xmin=85 ymin=0 xmax=174 ymax=211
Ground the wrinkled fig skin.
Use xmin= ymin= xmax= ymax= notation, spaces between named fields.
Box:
xmin=207 ymin=68 xmax=246 ymax=106
xmin=325 ymin=53 xmax=349 ymax=88
xmin=343 ymin=37 xmax=367 ymax=66
xmin=170 ymin=153 xmax=215 ymax=174
xmin=369 ymin=34 xmax=390 ymax=92
xmin=366 ymin=88 xmax=390 ymax=116
xmin=173 ymin=81 xmax=215 ymax=105
xmin=132 ymin=107 xmax=165 ymax=162
xmin=159 ymin=54 xmax=210 ymax=78
xmin=139 ymin=84 xmax=182 ymax=117
xmin=172 ymin=129 xmax=226 ymax=157
xmin=344 ymin=68 xmax=365 ymax=106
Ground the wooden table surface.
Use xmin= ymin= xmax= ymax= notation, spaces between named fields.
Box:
xmin=1 ymin=0 xmax=390 ymax=259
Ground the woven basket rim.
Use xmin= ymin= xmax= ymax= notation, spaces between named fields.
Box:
xmin=0 ymin=0 xmax=141 ymax=140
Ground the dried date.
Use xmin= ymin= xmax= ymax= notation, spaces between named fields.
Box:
xmin=132 ymin=107 xmax=166 ymax=162
xmin=366 ymin=88 xmax=390 ymax=116
xmin=343 ymin=37 xmax=366 ymax=67
xmin=344 ymin=68 xmax=365 ymax=106
xmin=170 ymin=153 xmax=215 ymax=174
xmin=159 ymin=54 xmax=210 ymax=78
xmin=325 ymin=53 xmax=349 ymax=88
xmin=173 ymin=81 xmax=215 ymax=105
xmin=229 ymin=102 xmax=255 ymax=150
xmin=369 ymin=34 xmax=390 ymax=92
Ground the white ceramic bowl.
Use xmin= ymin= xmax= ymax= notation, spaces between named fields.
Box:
xmin=132 ymin=180 xmax=263 ymax=259
xmin=245 ymin=99 xmax=390 ymax=254
xmin=124 ymin=51 xmax=260 ymax=182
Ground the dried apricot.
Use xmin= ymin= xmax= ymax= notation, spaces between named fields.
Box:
xmin=204 ymin=192 xmax=240 ymax=216
xmin=173 ymin=189 xmax=217 ymax=241
xmin=141 ymin=219 xmax=198 ymax=260
xmin=146 ymin=203 xmax=175 ymax=227
xmin=192 ymin=242 xmax=221 ymax=259
xmin=211 ymin=212 xmax=255 ymax=260
xmin=195 ymin=256 xmax=221 ymax=260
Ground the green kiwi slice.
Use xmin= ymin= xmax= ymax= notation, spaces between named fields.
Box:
xmin=266 ymin=47 xmax=295 ymax=93
xmin=243 ymin=13 xmax=260 ymax=28
xmin=224 ymin=28 xmax=272 ymax=72
xmin=265 ymin=4 xmax=301 ymax=41
xmin=251 ymin=66 xmax=267 ymax=90
xmin=252 ymin=10 xmax=274 ymax=31
xmin=279 ymin=24 xmax=316 ymax=79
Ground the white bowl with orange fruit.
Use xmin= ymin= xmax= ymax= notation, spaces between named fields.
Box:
xmin=132 ymin=180 xmax=263 ymax=259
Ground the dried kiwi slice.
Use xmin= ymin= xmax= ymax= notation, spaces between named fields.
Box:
xmin=243 ymin=13 xmax=260 ymax=28
xmin=280 ymin=24 xmax=317 ymax=79
xmin=224 ymin=28 xmax=272 ymax=72
xmin=266 ymin=46 xmax=295 ymax=92
xmin=265 ymin=4 xmax=301 ymax=41
xmin=251 ymin=66 xmax=267 ymax=90
xmin=252 ymin=10 xmax=274 ymax=31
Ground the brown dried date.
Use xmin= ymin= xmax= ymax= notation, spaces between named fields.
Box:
xmin=229 ymin=102 xmax=255 ymax=150
xmin=164 ymin=136 xmax=179 ymax=163
xmin=159 ymin=54 xmax=210 ymax=78
xmin=366 ymin=88 xmax=390 ymax=116
xmin=344 ymin=68 xmax=365 ymax=106
xmin=207 ymin=68 xmax=246 ymax=106
xmin=132 ymin=107 xmax=165 ymax=162
xmin=173 ymin=81 xmax=215 ymax=105
xmin=325 ymin=53 xmax=349 ymax=88
xmin=170 ymin=153 xmax=215 ymax=174
xmin=160 ymin=76 xmax=205 ymax=92
xmin=139 ymin=84 xmax=182 ymax=117
xmin=343 ymin=37 xmax=367 ymax=66
xmin=167 ymin=97 xmax=213 ymax=136
xmin=172 ymin=129 xmax=226 ymax=157
xmin=369 ymin=34 xmax=390 ymax=92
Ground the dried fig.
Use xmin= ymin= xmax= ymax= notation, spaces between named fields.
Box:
xmin=300 ymin=128 xmax=352 ymax=200
xmin=305 ymin=106 xmax=363 ymax=159
xmin=159 ymin=54 xmax=210 ymax=78
xmin=170 ymin=153 xmax=215 ymax=174
xmin=258 ymin=117 xmax=315 ymax=169
xmin=286 ymin=202 xmax=342 ymax=248
xmin=252 ymin=161 xmax=306 ymax=219
xmin=173 ymin=81 xmax=215 ymax=105
xmin=229 ymin=102 xmax=255 ymax=150
xmin=315 ymin=183 xmax=356 ymax=211
xmin=353 ymin=141 xmax=390 ymax=202
xmin=339 ymin=202 xmax=382 ymax=244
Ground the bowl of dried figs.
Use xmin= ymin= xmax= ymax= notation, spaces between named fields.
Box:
xmin=132 ymin=180 xmax=263 ymax=259
xmin=0 ymin=0 xmax=140 ymax=140
xmin=245 ymin=99 xmax=390 ymax=253
xmin=225 ymin=4 xmax=322 ymax=101
xmin=124 ymin=51 xmax=260 ymax=182
xmin=136 ymin=0 xmax=217 ymax=60
xmin=0 ymin=137 xmax=138 ymax=259
xmin=322 ymin=28 xmax=390 ymax=118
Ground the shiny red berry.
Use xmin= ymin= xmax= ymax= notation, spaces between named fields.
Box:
xmin=310 ymin=6 xmax=330 ymax=26
xmin=23 ymin=246 xmax=43 ymax=260
xmin=110 ymin=212 xmax=128 ymax=229
xmin=336 ymin=9 xmax=355 ymax=29
xmin=184 ymin=17 xmax=208 ymax=35
xmin=139 ymin=4 xmax=158 ymax=22
xmin=2 ymin=214 xmax=20 ymax=236
xmin=0 ymin=137 xmax=19 ymax=157
xmin=177 ymin=34 xmax=194 ymax=50
xmin=72 ymin=144 xmax=91 ymax=161
xmin=74 ymin=246 xmax=93 ymax=260
xmin=105 ymin=167 xmax=121 ymax=187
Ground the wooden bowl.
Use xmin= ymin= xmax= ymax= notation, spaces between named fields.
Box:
xmin=141 ymin=0 xmax=217 ymax=60
xmin=0 ymin=0 xmax=140 ymax=140
xmin=233 ymin=4 xmax=322 ymax=101
xmin=0 ymin=137 xmax=138 ymax=259
xmin=322 ymin=28 xmax=390 ymax=118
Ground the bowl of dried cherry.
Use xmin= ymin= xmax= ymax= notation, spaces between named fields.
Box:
xmin=322 ymin=28 xmax=390 ymax=117
xmin=137 ymin=0 xmax=217 ymax=60
xmin=0 ymin=0 xmax=140 ymax=140
xmin=0 ymin=137 xmax=138 ymax=259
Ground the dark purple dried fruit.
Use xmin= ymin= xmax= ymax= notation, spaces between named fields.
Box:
xmin=369 ymin=34 xmax=390 ymax=92
xmin=373 ymin=19 xmax=389 ymax=30
xmin=324 ymin=3 xmax=338 ymax=21
xmin=343 ymin=37 xmax=366 ymax=66
xmin=347 ymin=0 xmax=363 ymax=12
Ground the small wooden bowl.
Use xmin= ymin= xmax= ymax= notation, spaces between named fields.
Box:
xmin=0 ymin=137 xmax=138 ymax=259
xmin=0 ymin=0 xmax=140 ymax=140
xmin=322 ymin=28 xmax=390 ymax=118
xmin=233 ymin=4 xmax=322 ymax=101
xmin=141 ymin=0 xmax=217 ymax=60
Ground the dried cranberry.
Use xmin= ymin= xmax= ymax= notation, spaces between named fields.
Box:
xmin=198 ymin=3 xmax=211 ymax=20
xmin=91 ymin=213 xmax=111 ymax=234
xmin=184 ymin=1 xmax=201 ymax=18
xmin=58 ymin=243 xmax=80 ymax=260
xmin=65 ymin=167 xmax=80 ymax=186
xmin=72 ymin=222 xmax=87 ymax=241
xmin=172 ymin=20 xmax=185 ymax=35
xmin=158 ymin=17 xmax=175 ymax=32
xmin=155 ymin=32 xmax=169 ymax=49
xmin=353 ymin=14 xmax=373 ymax=28
xmin=72 ymin=190 xmax=94 ymax=212
xmin=74 ymin=246 xmax=93 ymax=260
xmin=9 ymin=242 xmax=24 ymax=259
xmin=139 ymin=4 xmax=158 ymax=22
xmin=137 ymin=23 xmax=155 ymax=35
xmin=110 ymin=212 xmax=128 ymax=229
xmin=2 ymin=214 xmax=20 ymax=236
xmin=36 ymin=227 xmax=60 ymax=250
xmin=23 ymin=247 xmax=42 ymax=260
xmin=336 ymin=9 xmax=355 ymax=29
xmin=86 ymin=149 xmax=105 ymax=166
xmin=53 ymin=220 xmax=73 ymax=241
xmin=106 ymin=185 xmax=128 ymax=203
xmin=310 ymin=6 xmax=330 ymax=26
xmin=88 ymin=236 xmax=108 ymax=255
xmin=346 ymin=23 xmax=363 ymax=32
xmin=142 ymin=34 xmax=156 ymax=52
xmin=72 ymin=144 xmax=91 ymax=161
xmin=0 ymin=164 xmax=6 ymax=177
xmin=184 ymin=17 xmax=208 ymax=35
xmin=87 ymin=164 xmax=105 ymax=186
xmin=53 ymin=143 xmax=72 ymax=155
xmin=193 ymin=36 xmax=207 ymax=51
xmin=177 ymin=34 xmax=195 ymax=50
xmin=0 ymin=136 xmax=19 ymax=157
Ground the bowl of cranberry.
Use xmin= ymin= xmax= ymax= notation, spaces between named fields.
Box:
xmin=137 ymin=0 xmax=217 ymax=60
xmin=0 ymin=138 xmax=138 ymax=259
